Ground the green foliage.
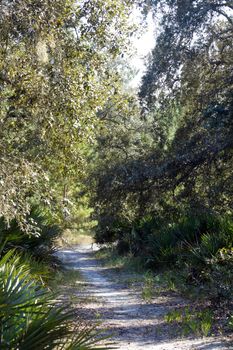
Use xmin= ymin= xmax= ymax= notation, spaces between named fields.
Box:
xmin=0 ymin=207 xmax=62 ymax=267
xmin=165 ymin=307 xmax=213 ymax=337
xmin=93 ymin=0 xmax=233 ymax=241
xmin=0 ymin=0 xmax=135 ymax=229
xmin=0 ymin=250 xmax=111 ymax=349
xmin=90 ymin=2 xmax=233 ymax=336
xmin=108 ymin=214 xmax=232 ymax=265
xmin=141 ymin=271 xmax=155 ymax=301
xmin=96 ymin=246 xmax=144 ymax=274
xmin=201 ymin=248 xmax=233 ymax=303
xmin=97 ymin=213 xmax=233 ymax=308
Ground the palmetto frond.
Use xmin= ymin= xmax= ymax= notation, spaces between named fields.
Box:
xmin=0 ymin=251 xmax=111 ymax=350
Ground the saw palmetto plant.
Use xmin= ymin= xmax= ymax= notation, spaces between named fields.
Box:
xmin=0 ymin=250 xmax=111 ymax=350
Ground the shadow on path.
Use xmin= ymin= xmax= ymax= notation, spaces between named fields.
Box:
xmin=57 ymin=246 xmax=232 ymax=350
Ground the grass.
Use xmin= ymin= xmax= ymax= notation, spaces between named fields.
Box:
xmin=94 ymin=246 xmax=233 ymax=337
xmin=141 ymin=271 xmax=156 ymax=301
xmin=165 ymin=307 xmax=213 ymax=337
xmin=50 ymin=268 xmax=85 ymax=303
xmin=52 ymin=265 xmax=101 ymax=306
xmin=53 ymin=268 xmax=83 ymax=288
xmin=95 ymin=247 xmax=205 ymax=300
xmin=96 ymin=247 xmax=168 ymax=301
xmin=95 ymin=247 xmax=145 ymax=273
xmin=95 ymin=247 xmax=148 ymax=290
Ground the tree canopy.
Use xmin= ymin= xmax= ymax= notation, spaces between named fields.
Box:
xmin=92 ymin=0 xmax=233 ymax=242
xmin=0 ymin=0 xmax=134 ymax=229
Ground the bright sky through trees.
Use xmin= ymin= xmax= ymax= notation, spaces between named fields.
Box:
xmin=130 ymin=11 xmax=155 ymax=88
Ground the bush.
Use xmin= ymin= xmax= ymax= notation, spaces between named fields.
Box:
xmin=96 ymin=211 xmax=233 ymax=305
xmin=141 ymin=215 xmax=206 ymax=268
xmin=0 ymin=250 xmax=110 ymax=350
xmin=203 ymin=248 xmax=233 ymax=303
xmin=0 ymin=207 xmax=62 ymax=267
xmin=135 ymin=214 xmax=233 ymax=270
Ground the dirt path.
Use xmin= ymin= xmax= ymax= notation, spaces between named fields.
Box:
xmin=58 ymin=245 xmax=232 ymax=350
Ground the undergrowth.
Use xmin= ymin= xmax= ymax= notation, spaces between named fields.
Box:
xmin=0 ymin=208 xmax=111 ymax=349
xmin=165 ymin=307 xmax=213 ymax=337
xmin=95 ymin=247 xmax=145 ymax=273
xmin=96 ymin=243 xmax=233 ymax=337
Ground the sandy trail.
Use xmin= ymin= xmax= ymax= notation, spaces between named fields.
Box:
xmin=57 ymin=245 xmax=232 ymax=350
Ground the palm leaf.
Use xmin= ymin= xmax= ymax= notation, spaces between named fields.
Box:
xmin=0 ymin=251 xmax=111 ymax=349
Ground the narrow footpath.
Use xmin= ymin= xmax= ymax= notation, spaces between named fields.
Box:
xmin=58 ymin=245 xmax=231 ymax=350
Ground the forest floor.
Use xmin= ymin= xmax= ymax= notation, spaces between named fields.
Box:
xmin=57 ymin=245 xmax=232 ymax=350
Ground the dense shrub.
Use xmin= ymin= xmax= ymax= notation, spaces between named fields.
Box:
xmin=0 ymin=207 xmax=61 ymax=267
xmin=106 ymin=214 xmax=233 ymax=301
xmin=204 ymin=248 xmax=233 ymax=303
xmin=126 ymin=215 xmax=231 ymax=265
